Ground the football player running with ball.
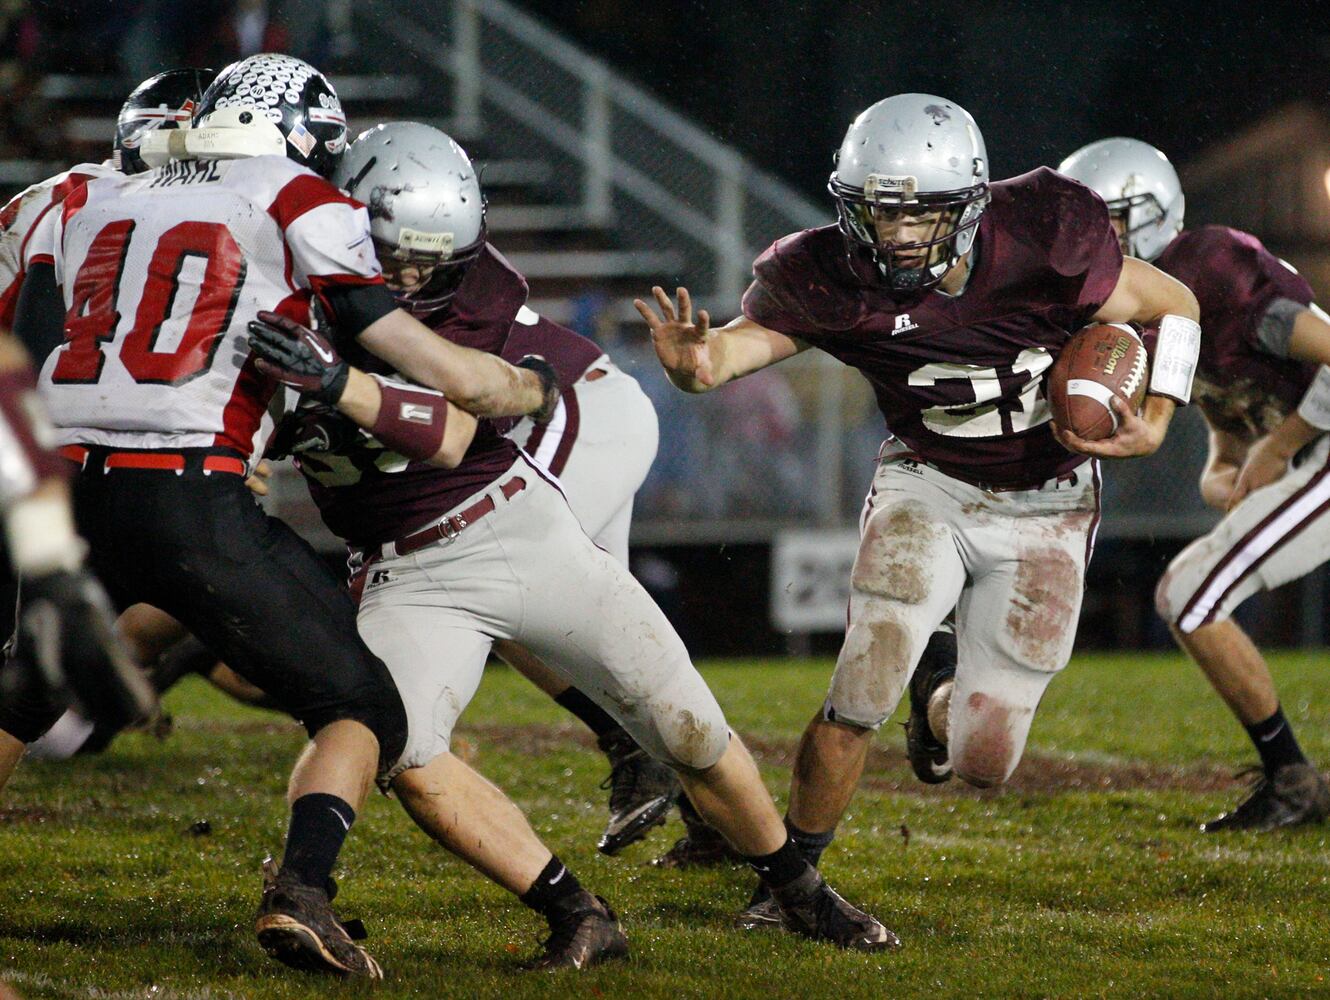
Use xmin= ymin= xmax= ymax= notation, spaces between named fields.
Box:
xmin=8 ymin=55 xmax=551 ymax=979
xmin=248 ymin=121 xmax=898 ymax=966
xmin=636 ymin=94 xmax=1200 ymax=924
xmin=1061 ymin=138 xmax=1330 ymax=832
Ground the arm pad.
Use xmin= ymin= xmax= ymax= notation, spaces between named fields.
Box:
xmin=1297 ymin=366 xmax=1330 ymax=432
xmin=1147 ymin=313 xmax=1201 ymax=405
xmin=370 ymin=375 xmax=448 ymax=461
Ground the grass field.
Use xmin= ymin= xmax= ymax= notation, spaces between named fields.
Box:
xmin=3 ymin=651 xmax=1330 ymax=999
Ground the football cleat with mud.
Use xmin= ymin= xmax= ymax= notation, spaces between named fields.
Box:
xmin=526 ymin=891 xmax=630 ymax=970
xmin=596 ymin=729 xmax=679 ymax=855
xmin=768 ymin=867 xmax=900 ymax=951
xmin=255 ymin=859 xmax=383 ymax=979
xmin=734 ymin=882 xmax=782 ymax=930
xmin=1202 ymin=762 xmax=1330 ymax=833
xmin=905 ymin=629 xmax=957 ymax=784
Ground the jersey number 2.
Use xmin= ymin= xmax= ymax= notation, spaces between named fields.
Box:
xmin=50 ymin=220 xmax=246 ymax=385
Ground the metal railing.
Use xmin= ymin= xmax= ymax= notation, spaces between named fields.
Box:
xmin=345 ymin=0 xmax=1221 ymax=542
xmin=356 ymin=0 xmax=825 ymax=306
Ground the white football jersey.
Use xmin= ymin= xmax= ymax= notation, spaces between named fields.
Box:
xmin=30 ymin=155 xmax=381 ymax=455
xmin=0 ymin=161 xmax=118 ymax=327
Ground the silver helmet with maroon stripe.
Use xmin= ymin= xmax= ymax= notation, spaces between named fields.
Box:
xmin=1057 ymin=137 xmax=1184 ymax=262
xmin=192 ymin=54 xmax=347 ymax=178
xmin=332 ymin=121 xmax=487 ymax=317
xmin=829 ymin=94 xmax=989 ymax=293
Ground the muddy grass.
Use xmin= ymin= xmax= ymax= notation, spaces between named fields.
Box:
xmin=455 ymin=721 xmax=1245 ymax=797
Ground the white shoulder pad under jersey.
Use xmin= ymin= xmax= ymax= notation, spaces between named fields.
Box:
xmin=0 ymin=162 xmax=117 ymax=326
xmin=35 ymin=155 xmax=383 ymax=457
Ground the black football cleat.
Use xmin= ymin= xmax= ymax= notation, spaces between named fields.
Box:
xmin=768 ymin=867 xmax=899 ymax=951
xmin=526 ymin=891 xmax=630 ymax=971
xmin=596 ymin=729 xmax=679 ymax=855
xmin=905 ymin=629 xmax=957 ymax=784
xmin=734 ymin=882 xmax=781 ymax=930
xmin=255 ymin=860 xmax=383 ymax=979
xmin=1201 ymin=762 xmax=1330 ymax=833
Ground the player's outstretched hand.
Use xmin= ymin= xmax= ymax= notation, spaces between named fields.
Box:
xmin=247 ymin=310 xmax=350 ymax=405
xmin=9 ymin=566 xmax=155 ymax=731
xmin=1228 ymin=433 xmax=1293 ymax=510
xmin=1053 ymin=395 xmax=1165 ymax=459
xmin=633 ymin=286 xmax=716 ymax=388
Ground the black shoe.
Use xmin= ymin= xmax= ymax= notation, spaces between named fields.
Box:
xmin=769 ymin=867 xmax=899 ymax=951
xmin=596 ymin=729 xmax=680 ymax=855
xmin=905 ymin=630 xmax=956 ymax=784
xmin=526 ymin=891 xmax=630 ymax=970
xmin=1202 ymin=763 xmax=1330 ymax=833
xmin=255 ymin=860 xmax=383 ymax=979
xmin=734 ymin=882 xmax=781 ymax=930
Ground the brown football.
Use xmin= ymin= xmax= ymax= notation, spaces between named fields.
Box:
xmin=1047 ymin=323 xmax=1149 ymax=441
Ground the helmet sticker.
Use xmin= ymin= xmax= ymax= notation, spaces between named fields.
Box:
xmin=287 ymin=120 xmax=316 ymax=158
xmin=398 ymin=228 xmax=454 ymax=256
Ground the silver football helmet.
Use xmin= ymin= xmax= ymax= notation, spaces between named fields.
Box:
xmin=1057 ymin=137 xmax=1183 ymax=262
xmin=332 ymin=121 xmax=486 ymax=316
xmin=829 ymin=93 xmax=989 ymax=292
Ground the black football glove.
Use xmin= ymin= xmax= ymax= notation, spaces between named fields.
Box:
xmin=264 ymin=402 xmax=358 ymax=460
xmin=248 ymin=309 xmax=350 ymax=405
xmin=9 ymin=567 xmax=155 ymax=731
xmin=515 ymin=354 xmax=560 ymax=424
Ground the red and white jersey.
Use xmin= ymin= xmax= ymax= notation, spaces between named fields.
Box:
xmin=0 ymin=161 xmax=118 ymax=327
xmin=30 ymin=155 xmax=381 ymax=456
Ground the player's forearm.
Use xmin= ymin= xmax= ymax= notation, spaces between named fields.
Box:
xmin=1286 ymin=306 xmax=1330 ymax=365
xmin=335 ymin=368 xmax=473 ymax=466
xmin=357 ymin=310 xmax=544 ymax=418
xmin=1266 ymin=412 xmax=1323 ymax=458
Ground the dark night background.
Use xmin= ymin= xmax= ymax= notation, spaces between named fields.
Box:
xmin=520 ymin=1 xmax=1329 ymax=194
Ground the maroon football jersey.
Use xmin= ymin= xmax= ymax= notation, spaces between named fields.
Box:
xmin=299 ymin=245 xmax=530 ymax=547
xmin=1155 ymin=226 xmax=1317 ymax=441
xmin=743 ymin=167 xmax=1122 ymax=488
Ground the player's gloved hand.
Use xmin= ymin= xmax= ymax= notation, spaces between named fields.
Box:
xmin=515 ymin=354 xmax=560 ymax=424
xmin=9 ymin=566 xmax=155 ymax=731
xmin=264 ymin=403 xmax=358 ymax=460
xmin=248 ymin=310 xmax=350 ymax=405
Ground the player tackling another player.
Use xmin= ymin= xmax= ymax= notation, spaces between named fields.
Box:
xmin=1061 ymin=137 xmax=1330 ymax=832
xmin=246 ymin=119 xmax=897 ymax=965
xmin=637 ymin=93 xmax=1201 ymax=922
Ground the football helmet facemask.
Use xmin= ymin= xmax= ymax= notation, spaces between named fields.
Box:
xmin=113 ymin=68 xmax=212 ymax=175
xmin=1057 ymin=137 xmax=1184 ymax=262
xmin=192 ymin=53 xmax=347 ymax=178
xmin=332 ymin=121 xmax=487 ymax=317
xmin=829 ymin=94 xmax=989 ymax=293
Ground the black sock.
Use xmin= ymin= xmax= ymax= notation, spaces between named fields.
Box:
xmin=785 ymin=817 xmax=835 ymax=868
xmin=744 ymin=836 xmax=809 ymax=889
xmin=281 ymin=793 xmax=356 ymax=889
xmin=519 ymin=855 xmax=584 ymax=915
xmin=1246 ymin=705 xmax=1309 ymax=775
xmin=554 ymin=688 xmax=620 ymax=739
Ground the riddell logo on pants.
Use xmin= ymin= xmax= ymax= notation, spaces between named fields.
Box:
xmin=368 ymin=569 xmax=393 ymax=588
